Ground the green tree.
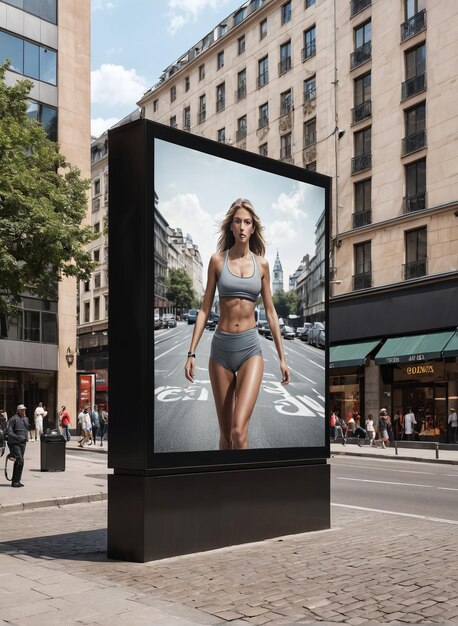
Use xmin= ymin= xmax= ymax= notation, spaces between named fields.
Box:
xmin=273 ymin=289 xmax=297 ymax=320
xmin=0 ymin=62 xmax=96 ymax=315
xmin=165 ymin=268 xmax=195 ymax=311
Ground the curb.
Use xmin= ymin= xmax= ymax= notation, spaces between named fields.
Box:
xmin=331 ymin=449 xmax=458 ymax=465
xmin=0 ymin=492 xmax=107 ymax=514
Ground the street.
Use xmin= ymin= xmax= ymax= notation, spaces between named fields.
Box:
xmin=154 ymin=322 xmax=325 ymax=452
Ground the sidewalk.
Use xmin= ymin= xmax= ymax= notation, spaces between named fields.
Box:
xmin=330 ymin=440 xmax=458 ymax=464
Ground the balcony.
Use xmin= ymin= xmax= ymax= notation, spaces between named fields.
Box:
xmin=350 ymin=0 xmax=371 ymax=17
xmin=351 ymin=152 xmax=372 ymax=174
xmin=352 ymin=209 xmax=372 ymax=228
xmin=257 ymin=72 xmax=269 ymax=89
xmin=258 ymin=115 xmax=269 ymax=129
xmin=353 ymin=271 xmax=372 ymax=290
xmin=352 ymin=99 xmax=372 ymax=124
xmin=404 ymin=259 xmax=427 ymax=280
xmin=401 ymin=9 xmax=426 ymax=41
xmin=301 ymin=41 xmax=316 ymax=61
xmin=402 ymin=130 xmax=427 ymax=155
xmin=197 ymin=110 xmax=206 ymax=124
xmin=401 ymin=73 xmax=426 ymax=100
xmin=236 ymin=85 xmax=247 ymax=101
xmin=278 ymin=56 xmax=292 ymax=75
xmin=236 ymin=127 xmax=247 ymax=142
xmin=403 ymin=191 xmax=426 ymax=213
xmin=350 ymin=41 xmax=371 ymax=70
xmin=216 ymin=98 xmax=225 ymax=113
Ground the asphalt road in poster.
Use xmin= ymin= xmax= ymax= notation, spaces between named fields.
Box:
xmin=154 ymin=321 xmax=325 ymax=453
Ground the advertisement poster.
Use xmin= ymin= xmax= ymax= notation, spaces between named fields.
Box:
xmin=78 ymin=373 xmax=95 ymax=412
xmin=154 ymin=138 xmax=326 ymax=454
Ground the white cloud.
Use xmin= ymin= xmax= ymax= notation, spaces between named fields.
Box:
xmin=91 ymin=64 xmax=148 ymax=106
xmin=167 ymin=0 xmax=232 ymax=34
xmin=272 ymin=185 xmax=308 ymax=221
xmin=91 ymin=116 xmax=120 ymax=137
xmin=92 ymin=0 xmax=115 ymax=11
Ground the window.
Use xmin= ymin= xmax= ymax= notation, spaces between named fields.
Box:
xmin=281 ymin=1 xmax=292 ymax=24
xmin=351 ymin=21 xmax=372 ymax=69
xmin=354 ymin=242 xmax=372 ymax=290
xmin=238 ymin=35 xmax=246 ymax=55
xmin=198 ymin=95 xmax=206 ymax=124
xmin=353 ymin=179 xmax=372 ymax=227
xmin=199 ymin=64 xmax=205 ymax=81
xmin=280 ymin=133 xmax=292 ymax=159
xmin=84 ymin=281 xmax=90 ymax=293
xmin=279 ymin=40 xmax=292 ymax=75
xmin=41 ymin=311 xmax=57 ymax=343
xmin=27 ymin=100 xmax=58 ymax=141
xmin=237 ymin=69 xmax=247 ymax=100
xmin=280 ymin=89 xmax=292 ymax=115
xmin=217 ymin=128 xmax=226 ymax=143
xmin=403 ymin=102 xmax=426 ymax=154
xmin=104 ymin=295 xmax=109 ymax=317
xmin=405 ymin=227 xmax=427 ymax=279
xmin=302 ymin=26 xmax=316 ymax=60
xmin=257 ymin=56 xmax=269 ymax=88
xmin=260 ymin=18 xmax=267 ymax=39
xmin=216 ymin=83 xmax=225 ymax=112
xmin=153 ymin=99 xmax=158 ymax=113
xmin=402 ymin=43 xmax=426 ymax=99
xmin=170 ymin=115 xmax=177 ymax=127
xmin=404 ymin=158 xmax=426 ymax=212
xmin=304 ymin=75 xmax=316 ymax=102
xmin=353 ymin=73 xmax=371 ymax=123
xmin=94 ymin=274 xmax=101 ymax=289
xmin=259 ymin=143 xmax=268 ymax=157
xmin=84 ymin=302 xmax=90 ymax=324
xmin=405 ymin=0 xmax=426 ymax=19
xmin=94 ymin=222 xmax=100 ymax=233
xmin=183 ymin=106 xmax=191 ymax=130
xmin=236 ymin=115 xmax=247 ymax=141
xmin=94 ymin=180 xmax=101 ymax=196
xmin=2 ymin=0 xmax=57 ymax=23
xmin=170 ymin=85 xmax=176 ymax=102
xmin=352 ymin=127 xmax=372 ymax=173
xmin=304 ymin=118 xmax=316 ymax=147
xmin=94 ymin=297 xmax=100 ymax=321
xmin=23 ymin=310 xmax=40 ymax=342
xmin=93 ymin=249 xmax=100 ymax=263
xmin=259 ymin=102 xmax=269 ymax=128
xmin=184 ymin=75 xmax=190 ymax=91
xmin=0 ymin=31 xmax=57 ymax=84
xmin=217 ymin=51 xmax=224 ymax=70
xmin=305 ymin=0 xmax=316 ymax=7
xmin=402 ymin=0 xmax=426 ymax=40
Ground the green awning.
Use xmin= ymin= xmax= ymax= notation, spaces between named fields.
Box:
xmin=374 ymin=331 xmax=456 ymax=365
xmin=330 ymin=340 xmax=381 ymax=368
xmin=442 ymin=331 xmax=458 ymax=358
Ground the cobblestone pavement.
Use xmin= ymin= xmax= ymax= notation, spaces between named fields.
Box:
xmin=1 ymin=501 xmax=458 ymax=624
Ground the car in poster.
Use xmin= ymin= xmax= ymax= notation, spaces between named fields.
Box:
xmin=162 ymin=314 xmax=177 ymax=328
xmin=282 ymin=325 xmax=295 ymax=340
xmin=307 ymin=322 xmax=325 ymax=347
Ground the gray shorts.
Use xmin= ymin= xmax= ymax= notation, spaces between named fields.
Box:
xmin=210 ymin=327 xmax=262 ymax=373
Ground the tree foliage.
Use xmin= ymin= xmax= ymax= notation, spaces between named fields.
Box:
xmin=165 ymin=268 xmax=195 ymax=311
xmin=0 ymin=62 xmax=96 ymax=313
xmin=273 ymin=289 xmax=298 ymax=320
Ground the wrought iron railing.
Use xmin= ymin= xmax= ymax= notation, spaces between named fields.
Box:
xmin=401 ymin=9 xmax=426 ymax=41
xmin=350 ymin=41 xmax=371 ymax=69
xmin=352 ymin=99 xmax=372 ymax=124
xmin=403 ymin=191 xmax=426 ymax=213
xmin=402 ymin=130 xmax=427 ymax=155
xmin=351 ymin=152 xmax=372 ymax=174
xmin=404 ymin=259 xmax=427 ymax=280
xmin=350 ymin=0 xmax=371 ymax=18
xmin=352 ymin=209 xmax=372 ymax=228
xmin=353 ymin=271 xmax=372 ymax=290
xmin=401 ymin=73 xmax=426 ymax=100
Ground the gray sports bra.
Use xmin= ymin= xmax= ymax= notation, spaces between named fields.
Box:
xmin=217 ymin=250 xmax=262 ymax=302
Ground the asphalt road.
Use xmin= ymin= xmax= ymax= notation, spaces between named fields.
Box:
xmin=331 ymin=455 xmax=458 ymax=521
xmin=154 ymin=321 xmax=325 ymax=453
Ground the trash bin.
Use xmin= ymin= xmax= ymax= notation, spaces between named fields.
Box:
xmin=40 ymin=431 xmax=66 ymax=471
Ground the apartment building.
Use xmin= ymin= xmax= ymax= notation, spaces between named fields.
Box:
xmin=0 ymin=0 xmax=90 ymax=426
xmin=141 ymin=0 xmax=458 ymax=437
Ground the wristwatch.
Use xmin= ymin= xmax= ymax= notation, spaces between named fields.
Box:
xmin=187 ymin=352 xmax=196 ymax=358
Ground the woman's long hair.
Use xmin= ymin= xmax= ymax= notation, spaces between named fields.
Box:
xmin=217 ymin=199 xmax=266 ymax=256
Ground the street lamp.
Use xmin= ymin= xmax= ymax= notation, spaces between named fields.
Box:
xmin=65 ymin=347 xmax=75 ymax=367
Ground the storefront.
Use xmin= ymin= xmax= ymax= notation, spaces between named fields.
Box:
xmin=0 ymin=369 xmax=57 ymax=428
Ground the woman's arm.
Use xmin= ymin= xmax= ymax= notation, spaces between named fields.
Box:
xmin=184 ymin=254 xmax=219 ymax=383
xmin=260 ymin=258 xmax=290 ymax=385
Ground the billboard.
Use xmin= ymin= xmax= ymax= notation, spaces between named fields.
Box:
xmin=109 ymin=120 xmax=330 ymax=471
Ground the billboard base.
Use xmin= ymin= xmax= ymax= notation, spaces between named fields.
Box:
xmin=107 ymin=462 xmax=330 ymax=563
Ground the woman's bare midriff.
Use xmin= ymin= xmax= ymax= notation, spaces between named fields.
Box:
xmin=217 ymin=298 xmax=257 ymax=333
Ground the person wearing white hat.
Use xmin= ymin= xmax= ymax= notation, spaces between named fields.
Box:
xmin=5 ymin=404 xmax=29 ymax=487
xmin=448 ymin=408 xmax=457 ymax=444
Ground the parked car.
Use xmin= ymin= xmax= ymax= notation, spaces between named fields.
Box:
xmin=316 ymin=328 xmax=326 ymax=349
xmin=282 ymin=325 xmax=295 ymax=340
xmin=299 ymin=322 xmax=313 ymax=340
xmin=263 ymin=322 xmax=272 ymax=340
xmin=257 ymin=319 xmax=269 ymax=335
xmin=187 ymin=309 xmax=198 ymax=324
xmin=154 ymin=316 xmax=162 ymax=330
xmin=162 ymin=314 xmax=177 ymax=328
xmin=182 ymin=312 xmax=188 ymax=321
xmin=205 ymin=312 xmax=218 ymax=331
xmin=308 ymin=322 xmax=325 ymax=347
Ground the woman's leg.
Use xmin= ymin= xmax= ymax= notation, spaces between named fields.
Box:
xmin=232 ymin=356 xmax=264 ymax=449
xmin=209 ymin=358 xmax=236 ymax=449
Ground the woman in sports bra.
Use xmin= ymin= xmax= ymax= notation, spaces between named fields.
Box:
xmin=184 ymin=198 xmax=290 ymax=450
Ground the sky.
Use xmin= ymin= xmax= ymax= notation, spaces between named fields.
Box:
xmin=91 ymin=0 xmax=245 ymax=137
xmin=155 ymin=139 xmax=326 ymax=288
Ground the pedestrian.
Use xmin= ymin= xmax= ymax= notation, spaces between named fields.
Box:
xmin=99 ymin=405 xmax=108 ymax=446
xmin=0 ymin=406 xmax=7 ymax=433
xmin=354 ymin=412 xmax=367 ymax=447
xmin=184 ymin=198 xmax=290 ymax=449
xmin=365 ymin=414 xmax=376 ymax=446
xmin=386 ymin=413 xmax=395 ymax=442
xmin=59 ymin=405 xmax=71 ymax=442
xmin=378 ymin=409 xmax=389 ymax=449
xmin=5 ymin=404 xmax=29 ymax=487
xmin=77 ymin=408 xmax=92 ymax=447
xmin=91 ymin=405 xmax=100 ymax=445
xmin=329 ymin=411 xmax=337 ymax=440
xmin=403 ymin=407 xmax=417 ymax=441
xmin=334 ymin=414 xmax=344 ymax=443
xmin=346 ymin=414 xmax=356 ymax=438
xmin=33 ymin=402 xmax=47 ymax=440
xmin=393 ymin=409 xmax=403 ymax=440
xmin=448 ymin=407 xmax=457 ymax=444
